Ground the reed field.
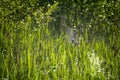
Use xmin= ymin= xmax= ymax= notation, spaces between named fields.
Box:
xmin=0 ymin=1 xmax=120 ymax=80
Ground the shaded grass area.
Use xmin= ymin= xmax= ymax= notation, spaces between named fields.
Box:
xmin=0 ymin=16 xmax=120 ymax=80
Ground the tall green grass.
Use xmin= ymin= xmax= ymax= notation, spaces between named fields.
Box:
xmin=0 ymin=9 xmax=120 ymax=80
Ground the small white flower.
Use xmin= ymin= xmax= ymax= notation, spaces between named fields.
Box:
xmin=48 ymin=4 xmax=50 ymax=7
xmin=74 ymin=25 xmax=76 ymax=28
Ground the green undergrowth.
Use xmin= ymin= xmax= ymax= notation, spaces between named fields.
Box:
xmin=0 ymin=4 xmax=120 ymax=79
xmin=0 ymin=21 xmax=120 ymax=80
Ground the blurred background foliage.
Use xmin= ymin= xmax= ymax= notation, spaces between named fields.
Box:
xmin=1 ymin=0 xmax=120 ymax=55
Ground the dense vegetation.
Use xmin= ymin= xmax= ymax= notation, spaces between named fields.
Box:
xmin=0 ymin=0 xmax=120 ymax=80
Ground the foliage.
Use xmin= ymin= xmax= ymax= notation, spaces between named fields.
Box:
xmin=0 ymin=0 xmax=120 ymax=80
